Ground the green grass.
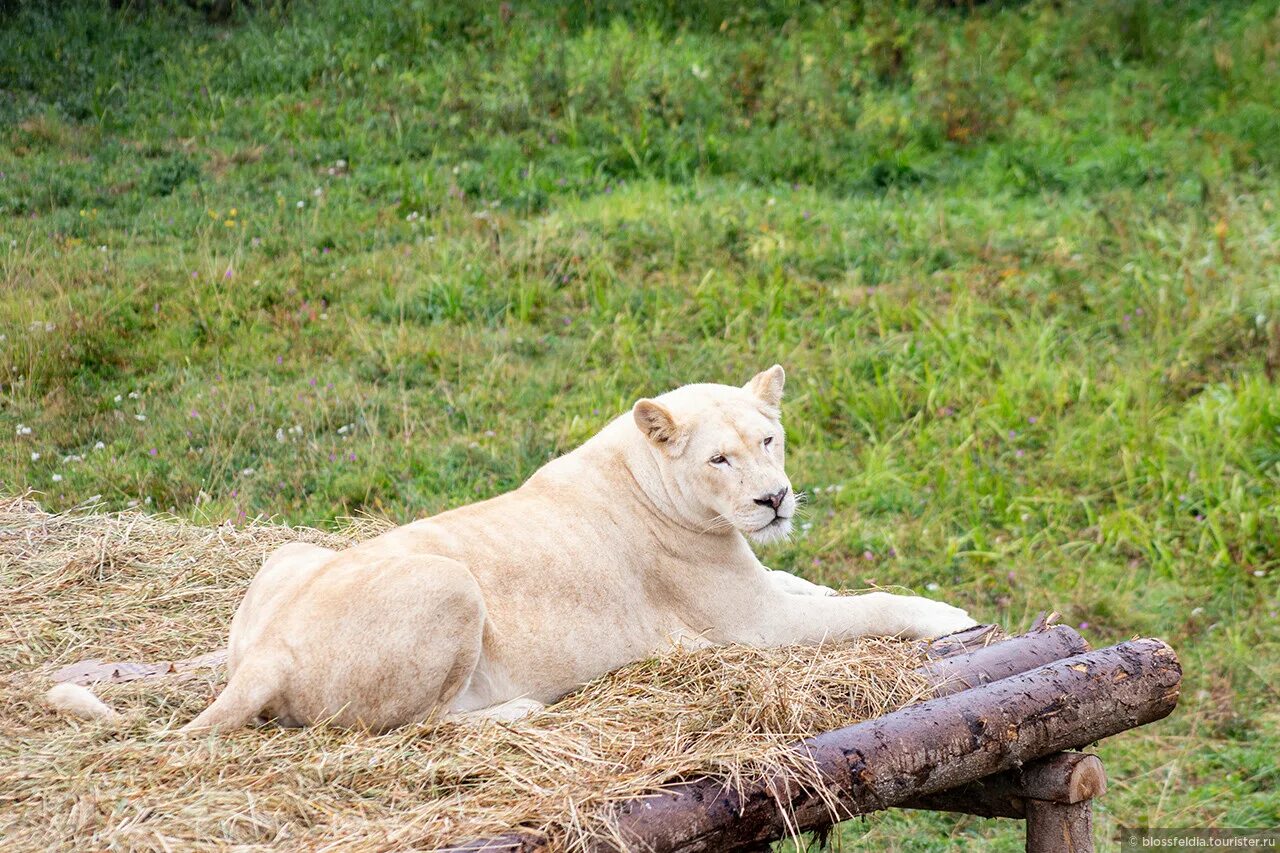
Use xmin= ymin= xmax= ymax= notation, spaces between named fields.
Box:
xmin=2 ymin=0 xmax=1278 ymax=847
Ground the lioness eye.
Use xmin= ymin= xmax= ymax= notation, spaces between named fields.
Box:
xmin=763 ymin=436 xmax=774 ymax=447
xmin=709 ymin=454 xmax=727 ymax=465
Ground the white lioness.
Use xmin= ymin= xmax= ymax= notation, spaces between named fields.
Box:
xmin=51 ymin=366 xmax=974 ymax=731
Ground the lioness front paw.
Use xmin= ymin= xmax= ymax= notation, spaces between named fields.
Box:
xmin=910 ymin=598 xmax=978 ymax=639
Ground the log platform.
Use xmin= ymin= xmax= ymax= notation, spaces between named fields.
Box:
xmin=454 ymin=621 xmax=1181 ymax=853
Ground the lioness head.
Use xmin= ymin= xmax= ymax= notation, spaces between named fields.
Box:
xmin=632 ymin=365 xmax=797 ymax=543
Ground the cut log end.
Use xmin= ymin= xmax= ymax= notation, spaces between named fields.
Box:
xmin=1062 ymin=755 xmax=1107 ymax=803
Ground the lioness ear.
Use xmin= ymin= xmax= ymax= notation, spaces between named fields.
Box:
xmin=633 ymin=399 xmax=683 ymax=449
xmin=745 ymin=364 xmax=785 ymax=408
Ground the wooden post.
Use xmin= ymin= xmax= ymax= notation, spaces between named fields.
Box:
xmin=1026 ymin=800 xmax=1094 ymax=853
xmin=901 ymin=752 xmax=1104 ymax=852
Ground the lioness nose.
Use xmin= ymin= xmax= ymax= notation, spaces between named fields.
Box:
xmin=754 ymin=487 xmax=788 ymax=511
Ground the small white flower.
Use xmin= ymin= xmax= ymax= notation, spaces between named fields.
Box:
xmin=484 ymin=430 xmax=495 ymax=437
xmin=241 ymin=467 xmax=255 ymax=477
xmin=16 ymin=424 xmax=32 ymax=436
xmin=926 ymin=582 xmax=940 ymax=591
xmin=114 ymin=394 xmax=122 ymax=403
xmin=1190 ymin=607 xmax=1204 ymax=616
xmin=51 ymin=473 xmax=62 ymax=482
xmin=1254 ymin=570 xmax=1267 ymax=577
xmin=296 ymin=200 xmax=305 ymax=209
xmin=312 ymin=187 xmax=323 ymax=197
xmin=30 ymin=451 xmax=39 ymax=461
xmin=93 ymin=441 xmax=105 ymax=451
xmin=135 ymin=413 xmax=146 ymax=421
xmin=276 ymin=428 xmax=286 ymax=442
xmin=128 ymin=390 xmax=140 ymax=399
xmin=127 ymin=499 xmax=139 ymax=508
xmin=144 ymin=496 xmax=152 ymax=505
xmin=338 ymin=425 xmax=349 ymax=434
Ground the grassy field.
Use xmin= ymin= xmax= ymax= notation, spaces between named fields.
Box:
xmin=1 ymin=0 xmax=1278 ymax=848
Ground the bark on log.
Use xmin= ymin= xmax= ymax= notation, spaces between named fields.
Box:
xmin=1015 ymin=752 xmax=1107 ymax=803
xmin=601 ymin=639 xmax=1179 ymax=852
xmin=919 ymin=625 xmax=1088 ymax=696
xmin=922 ymin=623 xmax=1006 ymax=659
xmin=899 ymin=752 xmax=1106 ymax=819
xmin=1026 ymin=800 xmax=1094 ymax=853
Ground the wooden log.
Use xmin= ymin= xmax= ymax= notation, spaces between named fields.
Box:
xmin=1026 ymin=800 xmax=1094 ymax=853
xmin=899 ymin=752 xmax=1106 ymax=819
xmin=452 ymin=757 xmax=1109 ymax=851
xmin=919 ymin=625 xmax=1088 ymax=696
xmin=600 ymin=638 xmax=1179 ymax=852
xmin=1017 ymin=752 xmax=1107 ymax=803
xmin=922 ymin=623 xmax=1007 ymax=659
xmin=450 ymin=627 xmax=1106 ymax=853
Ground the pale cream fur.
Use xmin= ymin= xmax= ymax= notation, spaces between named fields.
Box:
xmin=45 ymin=683 xmax=120 ymax=721
xmin=48 ymin=366 xmax=974 ymax=732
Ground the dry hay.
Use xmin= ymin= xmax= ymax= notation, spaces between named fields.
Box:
xmin=0 ymin=495 xmax=934 ymax=851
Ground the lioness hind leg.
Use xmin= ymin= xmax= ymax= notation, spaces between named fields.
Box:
xmin=182 ymin=657 xmax=285 ymax=732
xmin=284 ymin=554 xmax=488 ymax=731
xmin=454 ymin=697 xmax=546 ymax=725
xmin=189 ymin=554 xmax=486 ymax=733
xmin=228 ymin=542 xmax=337 ymax=676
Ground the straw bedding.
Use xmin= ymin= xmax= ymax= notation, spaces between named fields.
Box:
xmin=0 ymin=496 xmax=933 ymax=851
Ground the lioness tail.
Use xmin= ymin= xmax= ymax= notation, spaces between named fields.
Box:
xmin=45 ymin=683 xmax=121 ymax=722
